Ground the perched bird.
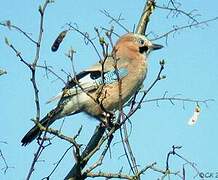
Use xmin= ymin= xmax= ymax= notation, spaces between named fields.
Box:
xmin=21 ymin=33 xmax=163 ymax=146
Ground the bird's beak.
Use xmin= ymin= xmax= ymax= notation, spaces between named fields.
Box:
xmin=151 ymin=43 xmax=164 ymax=50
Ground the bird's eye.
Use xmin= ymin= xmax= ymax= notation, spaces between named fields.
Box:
xmin=138 ymin=39 xmax=144 ymax=46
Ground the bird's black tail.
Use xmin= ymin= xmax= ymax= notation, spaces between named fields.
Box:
xmin=21 ymin=115 xmax=57 ymax=146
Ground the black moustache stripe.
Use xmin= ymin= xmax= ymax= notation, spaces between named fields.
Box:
xmin=139 ymin=46 xmax=148 ymax=53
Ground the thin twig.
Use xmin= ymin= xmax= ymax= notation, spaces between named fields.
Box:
xmin=36 ymin=64 xmax=66 ymax=85
xmin=67 ymin=23 xmax=102 ymax=60
xmin=151 ymin=17 xmax=218 ymax=41
xmin=83 ymin=135 xmax=113 ymax=175
xmin=122 ymin=122 xmax=139 ymax=177
xmin=86 ymin=171 xmax=132 ymax=179
xmin=165 ymin=145 xmax=203 ymax=179
xmin=25 ymin=1 xmax=51 ymax=179
xmin=33 ymin=120 xmax=81 ymax=148
xmin=125 ymin=61 xmax=165 ymax=121
xmin=140 ymin=96 xmax=214 ymax=107
xmin=42 ymin=145 xmax=73 ymax=180
xmin=100 ymin=10 xmax=129 ymax=33
xmin=155 ymin=3 xmax=199 ymax=24
xmin=119 ymin=127 xmax=135 ymax=175
xmin=0 ymin=150 xmax=14 ymax=174
xmin=0 ymin=21 xmax=37 ymax=44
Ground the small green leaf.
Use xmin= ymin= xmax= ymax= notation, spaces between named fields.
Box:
xmin=4 ymin=37 xmax=10 ymax=46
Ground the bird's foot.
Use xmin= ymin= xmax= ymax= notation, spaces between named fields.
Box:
xmin=100 ymin=111 xmax=115 ymax=130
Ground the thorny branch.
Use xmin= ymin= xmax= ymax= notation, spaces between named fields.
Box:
xmin=138 ymin=91 xmax=214 ymax=108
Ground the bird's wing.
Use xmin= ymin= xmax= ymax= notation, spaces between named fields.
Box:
xmin=46 ymin=63 xmax=128 ymax=104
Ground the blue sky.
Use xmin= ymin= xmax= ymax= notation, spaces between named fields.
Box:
xmin=1 ymin=0 xmax=218 ymax=179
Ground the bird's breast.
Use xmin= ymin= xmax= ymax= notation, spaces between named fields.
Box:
xmin=82 ymin=59 xmax=147 ymax=117
xmin=100 ymin=60 xmax=147 ymax=111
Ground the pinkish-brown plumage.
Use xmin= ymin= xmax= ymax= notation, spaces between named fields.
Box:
xmin=21 ymin=33 xmax=163 ymax=146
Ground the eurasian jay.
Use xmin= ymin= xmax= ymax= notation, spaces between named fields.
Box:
xmin=21 ymin=33 xmax=163 ymax=146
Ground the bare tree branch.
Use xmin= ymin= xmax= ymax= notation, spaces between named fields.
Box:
xmin=0 ymin=21 xmax=37 ymax=44
xmin=151 ymin=17 xmax=218 ymax=42
xmin=100 ymin=10 xmax=129 ymax=33
xmin=0 ymin=150 xmax=14 ymax=174
xmin=42 ymin=145 xmax=73 ymax=180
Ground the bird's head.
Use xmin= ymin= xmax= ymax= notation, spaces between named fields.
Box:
xmin=113 ymin=33 xmax=163 ymax=61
